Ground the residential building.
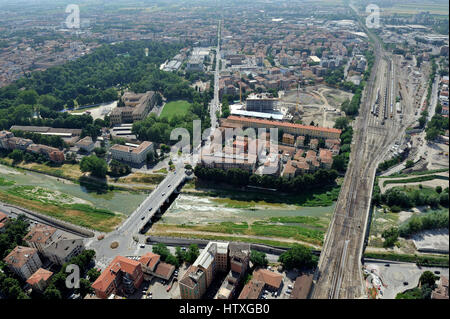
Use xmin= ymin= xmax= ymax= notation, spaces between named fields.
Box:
xmin=179 ymin=265 xmax=207 ymax=299
xmin=110 ymin=141 xmax=154 ymax=165
xmin=26 ymin=268 xmax=53 ymax=292
xmin=282 ymin=133 xmax=295 ymax=145
xmin=3 ymin=246 xmax=43 ymax=280
xmin=0 ymin=130 xmax=64 ymax=163
xmin=226 ymin=116 xmax=342 ymax=140
xmin=75 ymin=136 xmax=95 ymax=152
xmin=246 ymin=93 xmax=278 ymax=112
xmin=24 ymin=224 xmax=84 ymax=265
xmin=239 ymin=279 xmax=265 ymax=299
xmin=91 ymin=256 xmax=144 ymax=299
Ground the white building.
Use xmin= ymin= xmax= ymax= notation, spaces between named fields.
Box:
xmin=110 ymin=141 xmax=154 ymax=165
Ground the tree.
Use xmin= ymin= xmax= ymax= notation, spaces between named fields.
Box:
xmin=250 ymin=250 xmax=268 ymax=268
xmin=77 ymin=278 xmax=94 ymax=297
xmin=278 ymin=245 xmax=318 ymax=270
xmin=152 ymin=243 xmax=170 ymax=261
xmin=80 ymin=155 xmax=108 ymax=178
xmin=87 ymin=268 xmax=101 ymax=283
xmin=419 ymin=271 xmax=438 ymax=288
xmin=44 ymin=284 xmax=62 ymax=299
xmin=109 ymin=160 xmax=131 ymax=177
xmin=175 ymin=246 xmax=186 ymax=264
xmin=382 ymin=227 xmax=399 ymax=248
xmin=334 ymin=117 xmax=349 ymax=130
xmin=185 ymin=244 xmax=200 ymax=264
xmin=405 ymin=160 xmax=414 ymax=168
xmin=8 ymin=149 xmax=24 ymax=164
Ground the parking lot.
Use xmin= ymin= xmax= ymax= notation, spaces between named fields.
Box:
xmin=364 ymin=260 xmax=449 ymax=299
xmin=261 ymin=268 xmax=299 ymax=300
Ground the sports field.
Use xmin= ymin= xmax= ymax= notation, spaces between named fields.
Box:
xmin=159 ymin=100 xmax=191 ymax=119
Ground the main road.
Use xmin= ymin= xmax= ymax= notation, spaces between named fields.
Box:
xmin=311 ymin=4 xmax=405 ymax=299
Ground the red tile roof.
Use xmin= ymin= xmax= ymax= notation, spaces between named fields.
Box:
xmin=26 ymin=268 xmax=53 ymax=286
xmin=139 ymin=252 xmax=160 ymax=270
xmin=253 ymin=269 xmax=283 ymax=290
xmin=227 ymin=116 xmax=342 ymax=134
xmin=92 ymin=256 xmax=141 ymax=293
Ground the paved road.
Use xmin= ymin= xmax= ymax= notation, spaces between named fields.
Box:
xmin=364 ymin=260 xmax=449 ymax=299
xmin=86 ymin=160 xmax=186 ymax=264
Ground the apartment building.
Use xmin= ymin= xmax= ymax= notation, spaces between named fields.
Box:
xmin=24 ymin=224 xmax=84 ymax=265
xmin=110 ymin=141 xmax=154 ymax=165
xmin=179 ymin=265 xmax=207 ymax=299
xmin=92 ymin=256 xmax=144 ymax=299
xmin=0 ymin=130 xmax=65 ymax=163
xmin=26 ymin=268 xmax=53 ymax=292
xmin=226 ymin=116 xmax=342 ymax=140
xmin=3 ymin=246 xmax=43 ymax=280
xmin=246 ymin=93 xmax=278 ymax=112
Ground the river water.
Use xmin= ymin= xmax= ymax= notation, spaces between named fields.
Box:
xmin=0 ymin=164 xmax=147 ymax=215
xmin=160 ymin=193 xmax=335 ymax=225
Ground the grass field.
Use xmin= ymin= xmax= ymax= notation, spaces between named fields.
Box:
xmin=153 ymin=214 xmax=328 ymax=246
xmin=192 ymin=181 xmax=341 ymax=207
xmin=160 ymin=100 xmax=191 ymax=119
xmin=0 ymin=189 xmax=122 ymax=232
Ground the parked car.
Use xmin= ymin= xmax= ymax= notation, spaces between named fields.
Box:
xmin=434 ymin=271 xmax=441 ymax=275
xmin=140 ymin=244 xmax=145 ymax=248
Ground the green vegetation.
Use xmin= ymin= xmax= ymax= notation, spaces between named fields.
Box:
xmin=0 ymin=177 xmax=15 ymax=186
xmin=108 ymin=160 xmax=131 ymax=177
xmin=176 ymin=218 xmax=325 ymax=245
xmin=382 ymin=174 xmax=448 ymax=187
xmin=0 ymin=186 xmax=121 ymax=232
xmin=250 ymin=250 xmax=268 ymax=268
xmin=372 ymin=184 xmax=449 ymax=210
xmin=396 ymin=271 xmax=440 ymax=299
xmin=43 ymin=250 xmax=97 ymax=299
xmin=364 ymin=252 xmax=449 ymax=267
xmin=11 ymin=130 xmax=66 ymax=149
xmin=382 ymin=227 xmax=399 ymax=248
xmin=80 ymin=155 xmax=108 ymax=178
xmin=278 ymin=244 xmax=318 ymax=270
xmin=377 ymin=155 xmax=403 ymax=173
xmin=194 ymin=166 xmax=339 ymax=194
xmin=192 ymin=181 xmax=340 ymax=207
xmin=399 ymin=210 xmax=449 ymax=238
xmin=0 ymin=216 xmax=31 ymax=299
xmin=160 ymin=100 xmax=192 ymax=119
xmin=332 ymin=124 xmax=353 ymax=172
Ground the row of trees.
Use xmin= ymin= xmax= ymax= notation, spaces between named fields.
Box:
xmin=332 ymin=118 xmax=353 ymax=173
xmin=11 ymin=130 xmax=66 ymax=149
xmin=372 ymin=186 xmax=449 ymax=210
xmin=194 ymin=166 xmax=339 ymax=193
xmin=278 ymin=244 xmax=318 ymax=270
xmin=152 ymin=243 xmax=200 ymax=268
